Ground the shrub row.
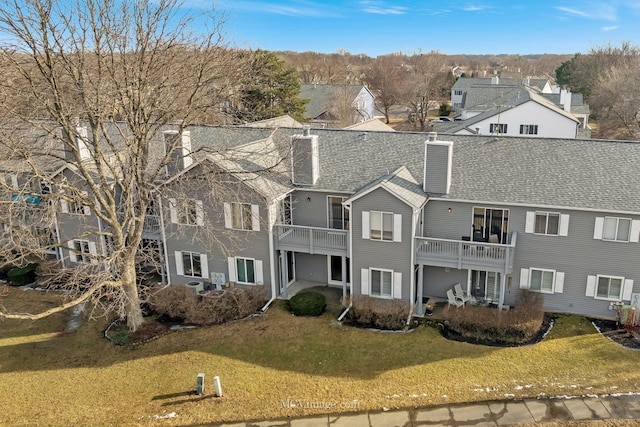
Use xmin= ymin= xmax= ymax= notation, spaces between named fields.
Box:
xmin=7 ymin=263 xmax=39 ymax=286
xmin=443 ymin=290 xmax=545 ymax=345
xmin=149 ymin=284 xmax=267 ymax=325
xmin=345 ymin=295 xmax=410 ymax=330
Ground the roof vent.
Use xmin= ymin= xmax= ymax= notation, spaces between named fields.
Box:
xmin=427 ymin=132 xmax=437 ymax=142
xmin=302 ymin=125 xmax=311 ymax=136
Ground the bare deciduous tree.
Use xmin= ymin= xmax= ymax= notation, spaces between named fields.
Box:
xmin=366 ymin=55 xmax=408 ymax=124
xmin=0 ymin=0 xmax=247 ymax=330
xmin=404 ymin=51 xmax=448 ymax=131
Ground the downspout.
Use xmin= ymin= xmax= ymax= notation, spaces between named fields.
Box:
xmin=406 ymin=208 xmax=419 ymax=326
xmin=337 ymin=203 xmax=353 ymax=322
xmin=53 ymin=210 xmax=63 ymax=265
xmin=157 ymin=195 xmax=171 ymax=286
xmin=261 ymin=202 xmax=278 ymax=312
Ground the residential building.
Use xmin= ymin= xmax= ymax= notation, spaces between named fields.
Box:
xmin=299 ymin=84 xmax=376 ymax=127
xmin=4 ymin=124 xmax=639 ymax=322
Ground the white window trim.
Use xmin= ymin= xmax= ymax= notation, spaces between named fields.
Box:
xmin=68 ymin=239 xmax=97 ymax=264
xmin=326 ymin=195 xmax=349 ymax=230
xmin=228 ymin=256 xmax=263 ymax=285
xmin=224 ymin=202 xmax=260 ymax=231
xmin=520 ymin=267 xmax=564 ymax=295
xmin=175 ymin=250 xmax=208 ymax=278
xmin=589 ymin=274 xmax=631 ymax=302
xmin=364 ymin=210 xmax=401 ymax=242
xmin=361 ymin=267 xmax=402 ymax=299
xmin=169 ymin=198 xmax=204 ymax=226
xmin=595 ymin=216 xmax=639 ymax=243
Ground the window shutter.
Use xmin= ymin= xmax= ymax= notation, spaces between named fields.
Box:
xmin=554 ymin=272 xmax=565 ymax=293
xmin=519 ymin=268 xmax=529 ymax=289
xmin=169 ymin=198 xmax=178 ymax=224
xmin=586 ymin=275 xmax=597 ymax=297
xmin=361 ymin=211 xmax=370 ymax=239
xmin=60 ymin=199 xmax=69 ymax=213
xmin=255 ymin=260 xmax=264 ymax=284
xmin=223 ymin=202 xmax=232 ymax=229
xmin=195 ymin=200 xmax=204 ymax=226
xmin=181 ymin=131 xmax=193 ymax=169
xmin=593 ymin=217 xmax=604 ymax=240
xmin=68 ymin=241 xmax=77 ymax=263
xmin=360 ymin=268 xmax=369 ymax=295
xmin=393 ymin=272 xmax=402 ymax=299
xmin=393 ymin=214 xmax=402 ymax=242
xmin=630 ymin=220 xmax=640 ymax=243
xmin=175 ymin=251 xmax=184 ymax=275
xmin=200 ymin=254 xmax=208 ymax=279
xmin=251 ymin=204 xmax=260 ymax=231
xmin=623 ymin=279 xmax=634 ymax=301
xmin=559 ymin=214 xmax=570 ymax=236
xmin=525 ymin=212 xmax=535 ymax=233
xmin=227 ymin=257 xmax=237 ymax=282
xmin=88 ymin=241 xmax=98 ymax=264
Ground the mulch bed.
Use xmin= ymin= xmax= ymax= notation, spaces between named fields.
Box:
xmin=591 ymin=318 xmax=640 ymax=350
xmin=440 ymin=314 xmax=554 ymax=347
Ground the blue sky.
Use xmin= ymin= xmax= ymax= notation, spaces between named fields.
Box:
xmin=189 ymin=0 xmax=640 ymax=56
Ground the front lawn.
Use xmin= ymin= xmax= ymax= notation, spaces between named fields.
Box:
xmin=1 ymin=285 xmax=639 ymax=426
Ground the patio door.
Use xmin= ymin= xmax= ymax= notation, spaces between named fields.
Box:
xmin=472 ymin=207 xmax=509 ymax=243
xmin=328 ymin=255 xmax=350 ymax=285
xmin=471 ymin=270 xmax=500 ymax=302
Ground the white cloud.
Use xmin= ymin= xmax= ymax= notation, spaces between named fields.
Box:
xmin=601 ymin=25 xmax=619 ymax=31
xmin=461 ymin=4 xmax=489 ymax=12
xmin=214 ymin=1 xmax=339 ymax=17
xmin=554 ymin=3 xmax=617 ymax=21
xmin=359 ymin=1 xmax=407 ymax=15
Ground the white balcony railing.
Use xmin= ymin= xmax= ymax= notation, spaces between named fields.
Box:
xmin=275 ymin=224 xmax=347 ymax=255
xmin=415 ymin=232 xmax=517 ymax=273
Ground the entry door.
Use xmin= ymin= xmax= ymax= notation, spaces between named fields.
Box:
xmin=328 ymin=255 xmax=350 ymax=285
xmin=279 ymin=251 xmax=296 ymax=293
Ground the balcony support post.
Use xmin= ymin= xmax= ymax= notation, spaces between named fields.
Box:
xmin=416 ymin=265 xmax=424 ymax=316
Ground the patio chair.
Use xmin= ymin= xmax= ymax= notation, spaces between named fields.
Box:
xmin=454 ymin=283 xmax=474 ymax=304
xmin=447 ymin=289 xmax=464 ymax=309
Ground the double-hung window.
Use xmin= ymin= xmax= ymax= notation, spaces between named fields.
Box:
xmin=529 ymin=268 xmax=555 ymax=293
xmin=535 ymin=212 xmax=559 ymax=235
xmin=586 ymin=274 xmax=633 ymax=301
xmin=370 ymin=211 xmax=393 ymax=241
xmin=182 ymin=251 xmax=202 ymax=277
xmin=489 ymin=123 xmax=507 ymax=134
xmin=519 ymin=124 xmax=538 ymax=135
xmin=69 ymin=239 xmax=96 ymax=263
xmin=603 ymin=217 xmax=631 ymax=242
xmin=169 ymin=198 xmax=204 ymax=226
xmin=597 ymin=275 xmax=624 ymax=300
xmin=174 ymin=250 xmax=208 ymax=278
xmin=223 ymin=202 xmax=260 ymax=231
xmin=232 ymin=203 xmax=253 ymax=230
xmin=370 ymin=268 xmax=393 ymax=297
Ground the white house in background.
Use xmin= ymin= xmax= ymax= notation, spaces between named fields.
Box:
xmin=300 ymin=84 xmax=376 ymax=127
xmin=443 ymin=86 xmax=580 ymax=139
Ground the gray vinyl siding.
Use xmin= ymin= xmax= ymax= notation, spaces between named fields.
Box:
xmin=351 ymin=187 xmax=414 ymax=302
xmin=290 ymin=190 xmax=351 ymax=228
xmin=424 ymin=199 xmax=640 ymax=318
xmin=514 ymin=208 xmax=640 ymax=319
xmin=292 ymin=253 xmax=329 ymax=283
xmin=163 ymin=174 xmax=273 ymax=297
xmin=423 ymin=266 xmax=468 ymax=301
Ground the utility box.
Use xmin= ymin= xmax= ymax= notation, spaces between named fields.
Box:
xmin=196 ymin=373 xmax=205 ymax=395
xmin=213 ymin=375 xmax=223 ymax=397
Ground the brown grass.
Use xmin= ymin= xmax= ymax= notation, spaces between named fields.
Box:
xmin=2 ymin=285 xmax=640 ymax=426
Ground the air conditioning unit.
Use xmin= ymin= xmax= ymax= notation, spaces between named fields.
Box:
xmin=185 ymin=281 xmax=204 ymax=294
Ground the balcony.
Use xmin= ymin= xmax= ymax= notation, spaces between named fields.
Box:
xmin=275 ymin=224 xmax=348 ymax=256
xmin=415 ymin=232 xmax=517 ymax=273
xmin=143 ymin=215 xmax=161 ymax=235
